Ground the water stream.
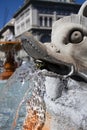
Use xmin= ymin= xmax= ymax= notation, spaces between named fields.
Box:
xmin=0 ymin=62 xmax=46 ymax=130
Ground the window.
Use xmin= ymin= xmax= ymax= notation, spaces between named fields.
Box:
xmin=40 ymin=34 xmax=51 ymax=43
xmin=21 ymin=22 xmax=25 ymax=31
xmin=25 ymin=9 xmax=30 ymax=17
xmin=26 ymin=18 xmax=30 ymax=28
xmin=16 ymin=25 xmax=20 ymax=33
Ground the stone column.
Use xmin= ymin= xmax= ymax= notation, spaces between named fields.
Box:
xmin=47 ymin=17 xmax=50 ymax=27
xmin=42 ymin=16 xmax=45 ymax=27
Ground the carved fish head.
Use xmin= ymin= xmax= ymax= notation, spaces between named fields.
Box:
xmin=51 ymin=1 xmax=87 ymax=73
xmin=21 ymin=1 xmax=87 ymax=81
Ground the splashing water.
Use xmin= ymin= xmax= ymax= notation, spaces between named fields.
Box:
xmin=0 ymin=62 xmax=46 ymax=130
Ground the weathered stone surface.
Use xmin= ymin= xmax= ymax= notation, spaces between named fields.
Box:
xmin=20 ymin=1 xmax=87 ymax=130
xmin=21 ymin=70 xmax=87 ymax=130
xmin=44 ymin=77 xmax=87 ymax=130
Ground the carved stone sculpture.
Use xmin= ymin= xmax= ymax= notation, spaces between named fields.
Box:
xmin=21 ymin=1 xmax=87 ymax=81
xmin=21 ymin=1 xmax=87 ymax=130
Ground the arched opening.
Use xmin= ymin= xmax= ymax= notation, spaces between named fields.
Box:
xmin=40 ymin=34 xmax=51 ymax=43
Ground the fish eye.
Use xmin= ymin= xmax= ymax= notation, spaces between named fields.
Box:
xmin=69 ymin=30 xmax=83 ymax=44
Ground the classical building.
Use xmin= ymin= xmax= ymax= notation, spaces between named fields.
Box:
xmin=0 ymin=19 xmax=15 ymax=41
xmin=13 ymin=0 xmax=81 ymax=43
xmin=24 ymin=0 xmax=75 ymax=4
xmin=0 ymin=0 xmax=81 ymax=61
xmin=0 ymin=19 xmax=15 ymax=60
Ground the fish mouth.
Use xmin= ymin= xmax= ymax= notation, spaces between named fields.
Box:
xmin=41 ymin=62 xmax=71 ymax=75
xmin=36 ymin=60 xmax=87 ymax=83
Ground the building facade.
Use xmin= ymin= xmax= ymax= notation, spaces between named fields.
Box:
xmin=0 ymin=19 xmax=15 ymax=60
xmin=24 ymin=0 xmax=75 ymax=4
xmin=14 ymin=0 xmax=81 ymax=43
xmin=0 ymin=19 xmax=15 ymax=41
xmin=0 ymin=0 xmax=81 ymax=61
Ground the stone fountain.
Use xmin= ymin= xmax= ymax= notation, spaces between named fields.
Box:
xmin=0 ymin=1 xmax=87 ymax=130
xmin=0 ymin=41 xmax=21 ymax=80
